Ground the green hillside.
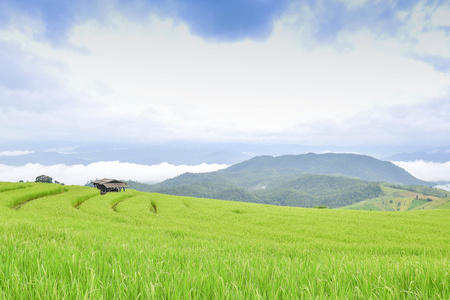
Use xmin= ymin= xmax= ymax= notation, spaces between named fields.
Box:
xmin=129 ymin=178 xmax=448 ymax=211
xmin=144 ymin=153 xmax=431 ymax=208
xmin=1 ymin=182 xmax=449 ymax=299
xmin=340 ymin=184 xmax=450 ymax=211
xmin=144 ymin=173 xmax=384 ymax=208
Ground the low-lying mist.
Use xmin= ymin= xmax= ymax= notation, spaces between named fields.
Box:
xmin=0 ymin=161 xmax=228 ymax=185
xmin=393 ymin=160 xmax=450 ymax=189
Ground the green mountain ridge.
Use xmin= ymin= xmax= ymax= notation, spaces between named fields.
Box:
xmin=222 ymin=153 xmax=429 ymax=185
xmin=138 ymin=153 xmax=432 ymax=208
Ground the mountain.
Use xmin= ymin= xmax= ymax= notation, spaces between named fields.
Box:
xmin=222 ymin=153 xmax=429 ymax=185
xmin=142 ymin=153 xmax=431 ymax=208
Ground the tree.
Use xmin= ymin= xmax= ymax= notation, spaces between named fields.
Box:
xmin=35 ymin=175 xmax=53 ymax=183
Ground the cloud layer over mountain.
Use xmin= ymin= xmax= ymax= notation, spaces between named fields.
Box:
xmin=0 ymin=161 xmax=228 ymax=185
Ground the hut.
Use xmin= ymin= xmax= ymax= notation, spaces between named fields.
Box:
xmin=92 ymin=178 xmax=128 ymax=195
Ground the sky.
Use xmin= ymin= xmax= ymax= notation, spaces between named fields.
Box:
xmin=1 ymin=0 xmax=450 ymax=185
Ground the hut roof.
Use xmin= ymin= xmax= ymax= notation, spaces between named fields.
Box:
xmin=92 ymin=178 xmax=129 ymax=188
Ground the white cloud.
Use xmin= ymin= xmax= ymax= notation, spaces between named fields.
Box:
xmin=392 ymin=160 xmax=450 ymax=182
xmin=44 ymin=147 xmax=78 ymax=154
xmin=0 ymin=161 xmax=228 ymax=185
xmin=59 ymin=13 xmax=450 ymax=140
xmin=0 ymin=4 xmax=449 ymax=146
xmin=415 ymin=31 xmax=450 ymax=58
xmin=431 ymin=5 xmax=450 ymax=27
xmin=0 ymin=150 xmax=34 ymax=156
xmin=401 ymin=2 xmax=450 ymax=59
xmin=434 ymin=184 xmax=450 ymax=192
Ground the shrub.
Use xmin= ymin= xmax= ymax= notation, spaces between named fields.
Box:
xmin=35 ymin=175 xmax=53 ymax=183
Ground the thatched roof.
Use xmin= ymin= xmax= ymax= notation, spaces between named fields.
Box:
xmin=92 ymin=178 xmax=128 ymax=188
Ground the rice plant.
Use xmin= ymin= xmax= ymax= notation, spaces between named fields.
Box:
xmin=0 ymin=182 xmax=448 ymax=299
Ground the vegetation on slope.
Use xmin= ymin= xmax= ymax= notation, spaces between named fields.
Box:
xmin=145 ymin=173 xmax=384 ymax=208
xmin=1 ymin=182 xmax=449 ymax=299
xmin=139 ymin=153 xmax=431 ymax=208
xmin=127 ymin=178 xmax=447 ymax=211
xmin=221 ymin=153 xmax=430 ymax=185
xmin=341 ymin=185 xmax=450 ymax=211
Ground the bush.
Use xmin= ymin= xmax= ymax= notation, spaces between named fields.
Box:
xmin=35 ymin=175 xmax=53 ymax=183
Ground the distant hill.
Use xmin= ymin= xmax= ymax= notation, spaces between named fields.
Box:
xmin=139 ymin=153 xmax=432 ymax=208
xmin=222 ymin=153 xmax=430 ymax=185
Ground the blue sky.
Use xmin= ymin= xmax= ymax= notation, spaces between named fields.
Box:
xmin=1 ymin=0 xmax=449 ymax=147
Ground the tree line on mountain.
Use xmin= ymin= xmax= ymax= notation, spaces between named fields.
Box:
xmin=126 ymin=174 xmax=384 ymax=208
xmin=104 ymin=153 xmax=433 ymax=208
xmin=384 ymin=183 xmax=447 ymax=198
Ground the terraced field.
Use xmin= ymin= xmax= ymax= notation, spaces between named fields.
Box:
xmin=0 ymin=182 xmax=449 ymax=299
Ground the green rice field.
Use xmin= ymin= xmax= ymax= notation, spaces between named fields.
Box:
xmin=0 ymin=182 xmax=449 ymax=299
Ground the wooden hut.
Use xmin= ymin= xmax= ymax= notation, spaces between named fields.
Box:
xmin=92 ymin=178 xmax=128 ymax=195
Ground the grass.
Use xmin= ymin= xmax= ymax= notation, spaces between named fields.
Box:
xmin=0 ymin=182 xmax=449 ymax=299
xmin=341 ymin=185 xmax=450 ymax=212
xmin=0 ymin=182 xmax=67 ymax=209
xmin=409 ymin=199 xmax=429 ymax=210
xmin=359 ymin=202 xmax=380 ymax=211
xmin=436 ymin=199 xmax=450 ymax=209
xmin=0 ymin=181 xmax=32 ymax=192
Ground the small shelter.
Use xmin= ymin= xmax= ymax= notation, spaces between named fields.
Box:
xmin=92 ymin=178 xmax=128 ymax=195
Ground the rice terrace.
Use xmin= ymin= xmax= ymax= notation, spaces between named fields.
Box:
xmin=0 ymin=181 xmax=449 ymax=299
xmin=3 ymin=0 xmax=450 ymax=299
